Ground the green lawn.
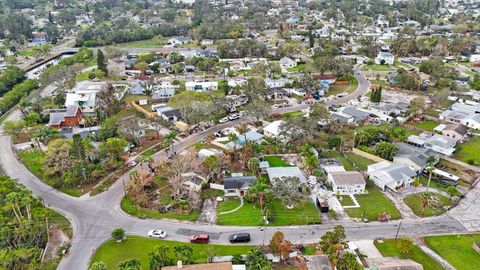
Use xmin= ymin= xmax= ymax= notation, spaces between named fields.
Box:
xmin=263 ymin=156 xmax=294 ymax=167
xmin=216 ymin=199 xmax=264 ymax=226
xmin=344 ymin=182 xmax=401 ymax=221
xmin=118 ymin=39 xmax=164 ymax=48
xmin=374 ymin=239 xmax=444 ymax=270
xmin=361 ymin=64 xmax=393 ymax=71
xmin=121 ymin=196 xmax=200 ymax=221
xmin=370 ymin=80 xmax=388 ymax=87
xmin=412 ymin=120 xmax=439 ymax=131
xmin=216 ymin=198 xmax=320 ymax=226
xmin=323 ymin=151 xmax=374 ymax=171
xmin=455 ymin=137 xmax=480 ymax=165
xmin=425 ymin=234 xmax=480 ymax=270
xmin=339 ymin=195 xmax=355 ymax=206
xmin=287 ymin=64 xmax=305 ymax=72
xmin=417 ymin=176 xmax=459 ymax=194
xmin=90 ymin=236 xmax=255 ymax=270
xmin=270 ymin=199 xmax=320 ymax=226
xmin=326 ymin=77 xmax=358 ymax=97
xmin=18 ymin=150 xmax=83 ymax=197
xmin=282 ymin=111 xmax=304 ymax=118
xmin=403 ymin=192 xmax=452 ymax=217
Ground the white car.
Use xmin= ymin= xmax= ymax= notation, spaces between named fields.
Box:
xmin=228 ymin=113 xmax=240 ymax=121
xmin=219 ymin=117 xmax=229 ymax=123
xmin=148 ymin=230 xmax=167 ymax=239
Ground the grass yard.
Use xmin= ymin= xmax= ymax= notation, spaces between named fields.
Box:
xmin=325 ymin=77 xmax=358 ymax=97
xmin=412 ymin=120 xmax=439 ymax=131
xmin=346 ymin=152 xmax=375 ymax=171
xmin=454 ymin=136 xmax=480 ymax=166
xmin=121 ymin=196 xmax=200 ymax=221
xmin=287 ymin=64 xmax=305 ymax=72
xmin=370 ymin=80 xmax=388 ymax=88
xmin=18 ymin=150 xmax=83 ymax=197
xmin=361 ymin=64 xmax=393 ymax=71
xmin=216 ymin=199 xmax=264 ymax=226
xmin=339 ymin=195 xmax=355 ymax=206
xmin=403 ymin=192 xmax=452 ymax=217
xmin=374 ymin=239 xmax=444 ymax=270
xmin=90 ymin=236 xmax=255 ymax=270
xmin=117 ymin=39 xmax=164 ymax=48
xmin=425 ymin=234 xmax=480 ymax=270
xmin=263 ymin=156 xmax=294 ymax=167
xmin=344 ymin=182 xmax=401 ymax=221
xmin=323 ymin=151 xmax=374 ymax=171
xmin=282 ymin=111 xmax=304 ymax=119
xmin=270 ymin=199 xmax=321 ymax=226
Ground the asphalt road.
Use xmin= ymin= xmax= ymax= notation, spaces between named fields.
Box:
xmin=0 ymin=71 xmax=471 ymax=270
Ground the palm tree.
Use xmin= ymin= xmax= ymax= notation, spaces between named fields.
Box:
xmin=245 ymin=181 xmax=269 ymax=210
xmin=248 ymin=157 xmax=260 ymax=175
xmin=425 ymin=155 xmax=437 ymax=194
xmin=237 ymin=122 xmax=249 ymax=143
xmin=228 ymin=132 xmax=239 ymax=160
xmin=165 ymin=131 xmax=178 ymax=153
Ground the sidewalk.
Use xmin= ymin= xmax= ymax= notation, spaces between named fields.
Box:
xmin=413 ymin=238 xmax=455 ymax=270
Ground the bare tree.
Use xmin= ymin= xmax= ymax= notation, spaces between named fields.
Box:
xmin=119 ymin=116 xmax=144 ymax=146
xmin=162 ymin=153 xmax=201 ymax=207
xmin=150 ymin=116 xmax=170 ymax=139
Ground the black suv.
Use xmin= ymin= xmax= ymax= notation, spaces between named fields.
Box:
xmin=229 ymin=233 xmax=251 ymax=243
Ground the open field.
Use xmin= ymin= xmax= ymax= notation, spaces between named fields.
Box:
xmin=425 ymin=234 xmax=480 ymax=270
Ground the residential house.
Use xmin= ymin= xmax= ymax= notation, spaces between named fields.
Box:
xmin=375 ymin=51 xmax=395 ymax=65
xmin=407 ymin=133 xmax=457 ymax=156
xmin=200 ymin=39 xmax=214 ymax=46
xmin=65 ymin=90 xmax=98 ymax=115
xmin=433 ymin=123 xmax=468 ymax=141
xmin=339 ymin=107 xmax=370 ymax=122
xmin=280 ymin=57 xmax=297 ymax=69
xmin=229 ymin=60 xmax=246 ymax=71
xmin=152 ymin=83 xmax=178 ymax=100
xmin=225 ymin=95 xmax=249 ymax=107
xmin=439 ymin=110 xmax=468 ymax=124
xmin=461 ymin=114 xmax=480 ymax=130
xmin=331 ymin=112 xmax=355 ymax=124
xmin=393 ymin=142 xmax=438 ymax=173
xmin=451 ymin=101 xmax=480 ymax=114
xmin=223 ymin=176 xmax=257 ymax=197
xmin=129 ymin=81 xmax=145 ymax=95
xmin=162 ymin=262 xmax=245 ymax=270
xmin=47 ymin=105 xmax=83 ymax=129
xmin=228 ymin=78 xmax=248 ymax=88
xmin=181 ymin=173 xmax=207 ymax=192
xmin=167 ymin=36 xmax=192 ymax=46
xmin=153 ymin=104 xmax=182 ymax=122
xmin=327 ymin=171 xmax=366 ymax=195
xmin=264 ymin=78 xmax=294 ymax=88
xmin=367 ymin=161 xmax=416 ymax=191
xmin=368 ymin=102 xmax=409 ymax=122
xmin=263 ymin=120 xmax=284 ymax=138
xmin=266 ymin=167 xmax=308 ymax=188
xmin=28 ymin=31 xmax=48 ymax=47
xmin=185 ymin=81 xmax=218 ymax=91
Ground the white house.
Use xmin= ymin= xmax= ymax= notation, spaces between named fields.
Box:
xmin=152 ymin=83 xmax=178 ymax=100
xmin=461 ymin=114 xmax=480 ymax=130
xmin=181 ymin=173 xmax=206 ymax=192
xmin=280 ymin=57 xmax=297 ymax=69
xmin=327 ymin=171 xmax=366 ymax=195
xmin=185 ymin=81 xmax=218 ymax=91
xmin=65 ymin=90 xmax=98 ymax=115
xmin=264 ymin=78 xmax=294 ymax=88
xmin=375 ymin=51 xmax=395 ymax=65
xmin=168 ymin=36 xmax=192 ymax=46
xmin=263 ymin=120 xmax=284 ymax=138
xmin=470 ymin=54 xmax=480 ymax=63
xmin=367 ymin=161 xmax=416 ymax=192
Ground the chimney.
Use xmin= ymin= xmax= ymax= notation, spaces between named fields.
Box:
xmin=177 ymin=261 xmax=183 ymax=269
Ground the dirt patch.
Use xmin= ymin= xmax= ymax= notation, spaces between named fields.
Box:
xmin=42 ymin=225 xmax=70 ymax=263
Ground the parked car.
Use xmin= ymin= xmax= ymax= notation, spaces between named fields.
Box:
xmin=148 ymin=230 xmax=167 ymax=239
xmin=190 ymin=234 xmax=209 ymax=244
xmin=228 ymin=113 xmax=240 ymax=121
xmin=219 ymin=117 xmax=229 ymax=123
xmin=229 ymin=233 xmax=251 ymax=243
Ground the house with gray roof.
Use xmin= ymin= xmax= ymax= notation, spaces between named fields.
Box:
xmin=393 ymin=142 xmax=438 ymax=173
xmin=407 ymin=133 xmax=457 ymax=156
xmin=266 ymin=167 xmax=307 ymax=188
xmin=367 ymin=161 xmax=416 ymax=191
xmin=433 ymin=123 xmax=468 ymax=141
xmin=327 ymin=171 xmax=366 ymax=195
xmin=47 ymin=105 xmax=83 ymax=129
xmin=223 ymin=176 xmax=257 ymax=197
xmin=339 ymin=107 xmax=370 ymax=122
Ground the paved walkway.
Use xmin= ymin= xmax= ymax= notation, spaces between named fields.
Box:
xmin=449 ymin=177 xmax=480 ymax=231
xmin=413 ymin=238 xmax=455 ymax=270
xmin=352 ymin=240 xmax=383 ymax=258
xmin=218 ymin=197 xmax=244 ymax=215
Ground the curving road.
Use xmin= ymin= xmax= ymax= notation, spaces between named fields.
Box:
xmin=0 ymin=71 xmax=473 ymax=270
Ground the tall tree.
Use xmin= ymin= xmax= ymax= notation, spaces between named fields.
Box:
xmin=118 ymin=258 xmax=141 ymax=270
xmin=97 ymin=49 xmax=107 ymax=75
xmin=149 ymin=245 xmax=172 ymax=270
xmin=246 ymin=248 xmax=271 ymax=270
xmin=173 ymin=244 xmax=193 ymax=264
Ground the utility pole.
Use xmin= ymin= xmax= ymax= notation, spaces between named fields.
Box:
xmin=122 ymin=176 xmax=127 ymax=196
xmin=262 ymin=216 xmax=269 ymax=246
xmin=395 ymin=221 xmax=402 ymax=239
